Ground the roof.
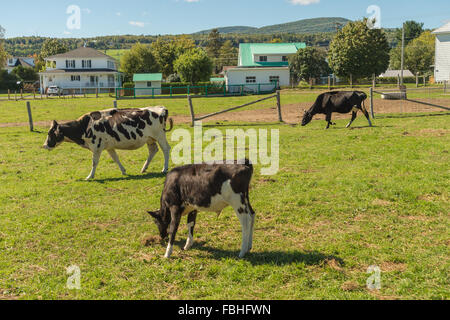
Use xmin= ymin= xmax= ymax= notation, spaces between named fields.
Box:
xmin=210 ymin=77 xmax=225 ymax=82
xmin=239 ymin=42 xmax=306 ymax=67
xmin=379 ymin=70 xmax=415 ymax=77
xmin=432 ymin=22 xmax=450 ymax=34
xmin=46 ymin=47 xmax=116 ymax=60
xmin=133 ymin=73 xmax=163 ymax=82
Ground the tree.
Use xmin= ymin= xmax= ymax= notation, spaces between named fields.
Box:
xmin=151 ymin=36 xmax=196 ymax=77
xmin=289 ymin=47 xmax=331 ymax=82
xmin=215 ymin=40 xmax=238 ymax=74
xmin=0 ymin=25 xmax=6 ymax=70
xmin=328 ymin=19 xmax=390 ymax=80
xmin=396 ymin=21 xmax=424 ymax=45
xmin=120 ymin=43 xmax=159 ymax=81
xmin=39 ymin=39 xmax=69 ymax=59
xmin=11 ymin=65 xmax=38 ymax=81
xmin=206 ymin=29 xmax=222 ymax=59
xmin=404 ymin=31 xmax=435 ymax=75
xmin=174 ymin=48 xmax=213 ymax=84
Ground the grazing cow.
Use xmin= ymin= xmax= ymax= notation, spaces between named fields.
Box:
xmin=148 ymin=160 xmax=255 ymax=259
xmin=43 ymin=107 xmax=173 ymax=180
xmin=302 ymin=91 xmax=373 ymax=129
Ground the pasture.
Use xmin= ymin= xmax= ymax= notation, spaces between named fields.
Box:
xmin=0 ymin=92 xmax=449 ymax=300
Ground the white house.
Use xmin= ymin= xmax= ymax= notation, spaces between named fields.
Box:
xmin=38 ymin=47 xmax=122 ymax=94
xmin=224 ymin=43 xmax=306 ymax=93
xmin=432 ymin=22 xmax=450 ymax=82
xmin=133 ymin=73 xmax=162 ymax=96
xmin=5 ymin=57 xmax=35 ymax=73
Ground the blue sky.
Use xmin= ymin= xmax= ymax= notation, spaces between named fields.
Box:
xmin=1 ymin=0 xmax=449 ymax=38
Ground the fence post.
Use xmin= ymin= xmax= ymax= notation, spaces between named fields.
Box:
xmin=328 ymin=76 xmax=331 ymax=90
xmin=372 ymin=74 xmax=376 ymax=89
xmin=188 ymin=95 xmax=195 ymax=127
xmin=170 ymin=86 xmax=173 ymax=97
xmin=21 ymin=89 xmax=23 ymax=99
xmin=15 ymin=91 xmax=17 ymax=101
xmin=416 ymin=73 xmax=419 ymax=88
xmin=8 ymin=89 xmax=10 ymax=100
xmin=276 ymin=90 xmax=283 ymax=122
xmin=370 ymin=87 xmax=375 ymax=119
xmin=350 ymin=74 xmax=353 ymax=88
xmin=33 ymin=89 xmax=36 ymax=99
xmin=205 ymin=85 xmax=208 ymax=97
xmin=96 ymin=88 xmax=99 ymax=98
xmin=26 ymin=101 xmax=34 ymax=132
xmin=113 ymin=100 xmax=118 ymax=109
xmin=423 ymin=75 xmax=426 ymax=87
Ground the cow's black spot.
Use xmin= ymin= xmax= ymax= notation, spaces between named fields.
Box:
xmin=110 ymin=110 xmax=118 ymax=116
xmin=141 ymin=111 xmax=152 ymax=126
xmin=117 ymin=124 xmax=131 ymax=140
xmin=238 ymin=208 xmax=245 ymax=214
xmin=97 ymin=138 xmax=102 ymax=149
xmin=136 ymin=129 xmax=143 ymax=137
xmin=92 ymin=135 xmax=96 ymax=145
xmin=159 ymin=116 xmax=164 ymax=124
xmin=104 ymin=121 xmax=121 ymax=142
xmin=130 ymin=131 xmax=137 ymax=140
xmin=151 ymin=112 xmax=159 ymax=119
xmin=94 ymin=123 xmax=105 ymax=133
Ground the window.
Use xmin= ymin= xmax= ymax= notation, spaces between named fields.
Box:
xmin=147 ymin=82 xmax=152 ymax=87
xmin=259 ymin=56 xmax=268 ymax=62
xmin=269 ymin=76 xmax=280 ymax=83
xmin=65 ymin=60 xmax=76 ymax=69
xmin=82 ymin=60 xmax=92 ymax=68
xmin=107 ymin=61 xmax=116 ymax=69
xmin=71 ymin=75 xmax=81 ymax=82
xmin=246 ymin=76 xmax=256 ymax=83
xmin=282 ymin=56 xmax=288 ymax=62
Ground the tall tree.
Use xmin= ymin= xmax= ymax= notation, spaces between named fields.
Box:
xmin=328 ymin=19 xmax=390 ymax=80
xmin=396 ymin=21 xmax=424 ymax=45
xmin=0 ymin=25 xmax=6 ymax=70
xmin=206 ymin=29 xmax=222 ymax=59
xmin=289 ymin=47 xmax=331 ymax=82
xmin=121 ymin=43 xmax=159 ymax=82
xmin=404 ymin=31 xmax=435 ymax=75
xmin=215 ymin=40 xmax=238 ymax=73
xmin=174 ymin=48 xmax=213 ymax=84
xmin=39 ymin=39 xmax=69 ymax=59
xmin=151 ymin=36 xmax=196 ymax=77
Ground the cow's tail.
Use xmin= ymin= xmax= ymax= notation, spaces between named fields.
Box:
xmin=164 ymin=118 xmax=174 ymax=132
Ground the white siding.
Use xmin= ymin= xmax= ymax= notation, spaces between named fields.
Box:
xmin=46 ymin=57 xmax=117 ymax=71
xmin=225 ymin=68 xmax=289 ymax=93
xmin=135 ymin=81 xmax=162 ymax=95
xmin=435 ymin=34 xmax=450 ymax=82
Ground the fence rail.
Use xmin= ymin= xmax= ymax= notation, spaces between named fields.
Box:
xmin=115 ymin=82 xmax=279 ymax=99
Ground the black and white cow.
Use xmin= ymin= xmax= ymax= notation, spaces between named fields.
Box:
xmin=302 ymin=91 xmax=373 ymax=129
xmin=43 ymin=107 xmax=173 ymax=180
xmin=148 ymin=160 xmax=255 ymax=259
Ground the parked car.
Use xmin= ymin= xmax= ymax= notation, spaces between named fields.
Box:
xmin=47 ymin=86 xmax=62 ymax=96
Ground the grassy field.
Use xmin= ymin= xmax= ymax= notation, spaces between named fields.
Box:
xmin=0 ymin=96 xmax=448 ymax=299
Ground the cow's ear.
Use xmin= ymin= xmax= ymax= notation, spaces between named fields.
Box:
xmin=51 ymin=120 xmax=58 ymax=128
xmin=147 ymin=211 xmax=160 ymax=219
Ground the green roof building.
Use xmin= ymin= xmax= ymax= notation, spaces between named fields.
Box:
xmin=133 ymin=73 xmax=163 ymax=96
xmin=238 ymin=43 xmax=306 ymax=67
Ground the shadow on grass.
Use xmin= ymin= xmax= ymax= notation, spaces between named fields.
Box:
xmin=192 ymin=243 xmax=344 ymax=267
xmin=86 ymin=172 xmax=166 ymax=183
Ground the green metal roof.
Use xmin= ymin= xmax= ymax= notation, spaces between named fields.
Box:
xmin=210 ymin=77 xmax=225 ymax=82
xmin=133 ymin=73 xmax=163 ymax=82
xmin=238 ymin=43 xmax=306 ymax=67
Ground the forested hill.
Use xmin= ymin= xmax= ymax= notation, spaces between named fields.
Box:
xmin=194 ymin=17 xmax=351 ymax=34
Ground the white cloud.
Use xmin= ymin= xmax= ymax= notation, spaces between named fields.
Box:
xmin=289 ymin=0 xmax=320 ymax=5
xmin=116 ymin=12 xmax=122 ymax=16
xmin=129 ymin=21 xmax=146 ymax=27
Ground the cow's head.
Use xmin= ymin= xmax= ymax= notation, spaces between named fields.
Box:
xmin=148 ymin=210 xmax=169 ymax=240
xmin=354 ymin=91 xmax=367 ymax=101
xmin=43 ymin=120 xmax=64 ymax=150
xmin=301 ymin=111 xmax=313 ymax=126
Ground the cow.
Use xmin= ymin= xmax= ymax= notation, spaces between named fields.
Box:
xmin=43 ymin=107 xmax=173 ymax=180
xmin=301 ymin=91 xmax=373 ymax=129
xmin=147 ymin=160 xmax=255 ymax=259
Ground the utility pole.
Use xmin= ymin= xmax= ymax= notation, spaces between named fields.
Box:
xmin=400 ymin=23 xmax=405 ymax=87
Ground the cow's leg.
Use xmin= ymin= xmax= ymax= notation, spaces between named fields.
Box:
xmin=360 ymin=103 xmax=373 ymax=127
xmin=86 ymin=151 xmax=102 ymax=180
xmin=231 ymin=196 xmax=254 ymax=258
xmin=325 ymin=113 xmax=333 ymax=129
xmin=107 ymin=149 xmax=127 ymax=175
xmin=156 ymin=135 xmax=171 ymax=174
xmin=346 ymin=109 xmax=358 ymax=128
xmin=141 ymin=142 xmax=159 ymax=173
xmin=184 ymin=210 xmax=198 ymax=251
xmin=164 ymin=206 xmax=182 ymax=259
xmin=247 ymin=197 xmax=256 ymax=252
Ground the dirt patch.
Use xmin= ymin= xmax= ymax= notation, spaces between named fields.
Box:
xmin=380 ymin=262 xmax=408 ymax=272
xmin=142 ymin=235 xmax=163 ymax=247
xmin=0 ymin=290 xmax=19 ymax=300
xmin=372 ymin=199 xmax=392 ymax=207
xmin=341 ymin=281 xmax=361 ymax=292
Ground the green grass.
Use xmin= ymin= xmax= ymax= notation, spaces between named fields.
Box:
xmin=0 ymin=109 xmax=449 ymax=300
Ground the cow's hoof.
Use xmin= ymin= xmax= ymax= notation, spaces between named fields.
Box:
xmin=85 ymin=177 xmax=94 ymax=181
xmin=161 ymin=169 xmax=168 ymax=174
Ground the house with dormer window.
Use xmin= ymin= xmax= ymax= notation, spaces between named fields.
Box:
xmin=224 ymin=42 xmax=306 ymax=93
xmin=38 ymin=47 xmax=122 ymax=94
